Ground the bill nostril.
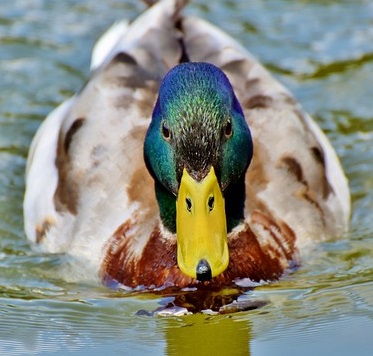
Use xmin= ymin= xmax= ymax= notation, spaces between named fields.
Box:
xmin=208 ymin=196 xmax=214 ymax=211
xmin=196 ymin=259 xmax=212 ymax=281
xmin=186 ymin=198 xmax=192 ymax=212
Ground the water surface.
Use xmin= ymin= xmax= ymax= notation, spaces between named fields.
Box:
xmin=1 ymin=0 xmax=373 ymax=354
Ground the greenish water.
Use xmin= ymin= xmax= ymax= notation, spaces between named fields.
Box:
xmin=1 ymin=0 xmax=373 ymax=354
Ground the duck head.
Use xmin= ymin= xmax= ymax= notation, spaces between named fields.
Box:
xmin=144 ymin=62 xmax=253 ymax=281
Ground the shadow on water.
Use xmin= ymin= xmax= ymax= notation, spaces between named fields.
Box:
xmin=133 ymin=285 xmax=267 ymax=315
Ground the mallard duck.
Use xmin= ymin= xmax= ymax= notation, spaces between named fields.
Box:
xmin=23 ymin=0 xmax=350 ymax=289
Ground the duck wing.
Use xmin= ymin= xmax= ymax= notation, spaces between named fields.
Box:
xmin=23 ymin=0 xmax=186 ymax=257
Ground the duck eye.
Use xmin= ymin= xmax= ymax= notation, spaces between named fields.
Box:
xmin=224 ymin=119 xmax=233 ymax=137
xmin=162 ymin=120 xmax=171 ymax=140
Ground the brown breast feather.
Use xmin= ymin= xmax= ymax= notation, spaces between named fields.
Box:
xmin=100 ymin=210 xmax=298 ymax=289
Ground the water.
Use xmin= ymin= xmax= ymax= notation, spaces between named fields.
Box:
xmin=1 ymin=0 xmax=373 ymax=354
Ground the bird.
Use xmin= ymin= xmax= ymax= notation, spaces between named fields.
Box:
xmin=23 ymin=0 xmax=350 ymax=290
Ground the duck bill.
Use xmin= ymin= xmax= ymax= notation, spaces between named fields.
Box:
xmin=176 ymin=167 xmax=229 ymax=281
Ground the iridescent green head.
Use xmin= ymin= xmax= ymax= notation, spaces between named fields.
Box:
xmin=144 ymin=62 xmax=253 ymax=281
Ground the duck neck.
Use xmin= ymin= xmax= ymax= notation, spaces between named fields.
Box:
xmin=155 ymin=182 xmax=177 ymax=233
xmin=224 ymin=175 xmax=246 ymax=232
xmin=155 ymin=175 xmax=246 ymax=234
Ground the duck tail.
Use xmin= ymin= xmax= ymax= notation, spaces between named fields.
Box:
xmin=91 ymin=0 xmax=191 ymax=72
xmin=141 ymin=0 xmax=190 ymax=24
xmin=141 ymin=0 xmax=190 ymax=10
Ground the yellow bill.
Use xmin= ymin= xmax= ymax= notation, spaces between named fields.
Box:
xmin=176 ymin=166 xmax=229 ymax=280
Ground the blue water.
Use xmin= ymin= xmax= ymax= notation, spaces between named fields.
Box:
xmin=1 ymin=0 xmax=373 ymax=354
